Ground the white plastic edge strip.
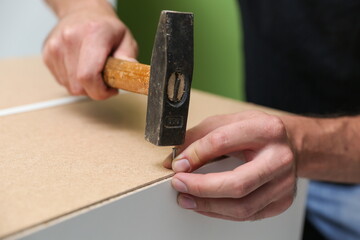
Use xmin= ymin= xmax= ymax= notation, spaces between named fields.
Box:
xmin=0 ymin=90 xmax=129 ymax=117
xmin=0 ymin=96 xmax=88 ymax=117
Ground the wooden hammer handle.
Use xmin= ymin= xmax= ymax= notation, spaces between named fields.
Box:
xmin=103 ymin=57 xmax=150 ymax=95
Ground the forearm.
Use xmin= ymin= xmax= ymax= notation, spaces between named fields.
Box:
xmin=45 ymin=0 xmax=113 ymax=18
xmin=281 ymin=115 xmax=360 ymax=183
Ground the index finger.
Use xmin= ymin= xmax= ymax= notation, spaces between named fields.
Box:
xmin=163 ymin=111 xmax=262 ymax=168
xmin=172 ymin=144 xmax=293 ymax=198
xmin=172 ymin=114 xmax=287 ymax=172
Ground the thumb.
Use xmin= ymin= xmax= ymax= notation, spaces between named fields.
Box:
xmin=112 ymin=30 xmax=138 ymax=62
xmin=172 ymin=131 xmax=227 ymax=173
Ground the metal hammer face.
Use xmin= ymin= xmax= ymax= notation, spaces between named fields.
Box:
xmin=145 ymin=11 xmax=194 ymax=146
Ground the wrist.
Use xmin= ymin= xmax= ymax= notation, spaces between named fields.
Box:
xmin=280 ymin=115 xmax=332 ymax=178
xmin=279 ymin=115 xmax=304 ymax=176
xmin=46 ymin=0 xmax=115 ymax=18
xmin=280 ymin=114 xmax=360 ymax=182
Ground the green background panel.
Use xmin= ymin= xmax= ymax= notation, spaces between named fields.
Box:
xmin=117 ymin=0 xmax=244 ymax=100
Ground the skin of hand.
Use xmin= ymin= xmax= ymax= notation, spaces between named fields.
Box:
xmin=43 ymin=0 xmax=138 ymax=100
xmin=164 ymin=108 xmax=360 ymax=221
xmin=163 ymin=111 xmax=297 ymax=221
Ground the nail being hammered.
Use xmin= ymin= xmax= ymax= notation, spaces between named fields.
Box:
xmin=172 ymin=147 xmax=178 ymax=160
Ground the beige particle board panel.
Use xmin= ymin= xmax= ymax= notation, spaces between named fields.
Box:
xmin=0 ymin=90 xmax=285 ymax=238
xmin=0 ymin=56 xmax=69 ymax=109
xmin=0 ymin=57 xmax=299 ymax=239
xmin=14 ymin=159 xmax=307 ymax=240
xmin=0 ymin=94 xmax=172 ymax=238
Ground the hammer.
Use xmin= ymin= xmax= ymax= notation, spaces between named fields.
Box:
xmin=102 ymin=10 xmax=194 ymax=146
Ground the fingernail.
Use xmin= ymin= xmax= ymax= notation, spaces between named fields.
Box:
xmin=178 ymin=195 xmax=197 ymax=209
xmin=172 ymin=159 xmax=190 ymax=172
xmin=118 ymin=56 xmax=138 ymax=62
xmin=172 ymin=178 xmax=188 ymax=193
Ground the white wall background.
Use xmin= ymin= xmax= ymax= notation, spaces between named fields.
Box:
xmin=0 ymin=0 xmax=115 ymax=59
xmin=0 ymin=0 xmax=56 ymax=58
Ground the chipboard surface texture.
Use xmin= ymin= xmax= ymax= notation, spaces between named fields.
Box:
xmin=1 ymin=57 xmax=306 ymax=239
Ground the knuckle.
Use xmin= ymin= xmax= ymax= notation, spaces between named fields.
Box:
xmin=213 ymin=177 xmax=227 ymax=194
xmin=191 ymin=144 xmax=202 ymax=165
xmin=192 ymin=181 xmax=205 ymax=197
xmin=61 ymin=27 xmax=78 ymax=43
xmin=232 ymin=181 xmax=250 ymax=198
xmin=256 ymin=168 xmax=270 ymax=185
xmin=85 ymin=21 xmax=103 ymax=34
xmin=263 ymin=116 xmax=286 ymax=139
xmin=76 ymin=70 xmax=92 ymax=85
xmin=46 ymin=38 xmax=62 ymax=56
xmin=281 ymin=148 xmax=295 ymax=167
xmin=207 ymin=131 xmax=229 ymax=153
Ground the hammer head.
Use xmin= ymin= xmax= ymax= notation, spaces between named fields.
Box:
xmin=145 ymin=10 xmax=194 ymax=146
